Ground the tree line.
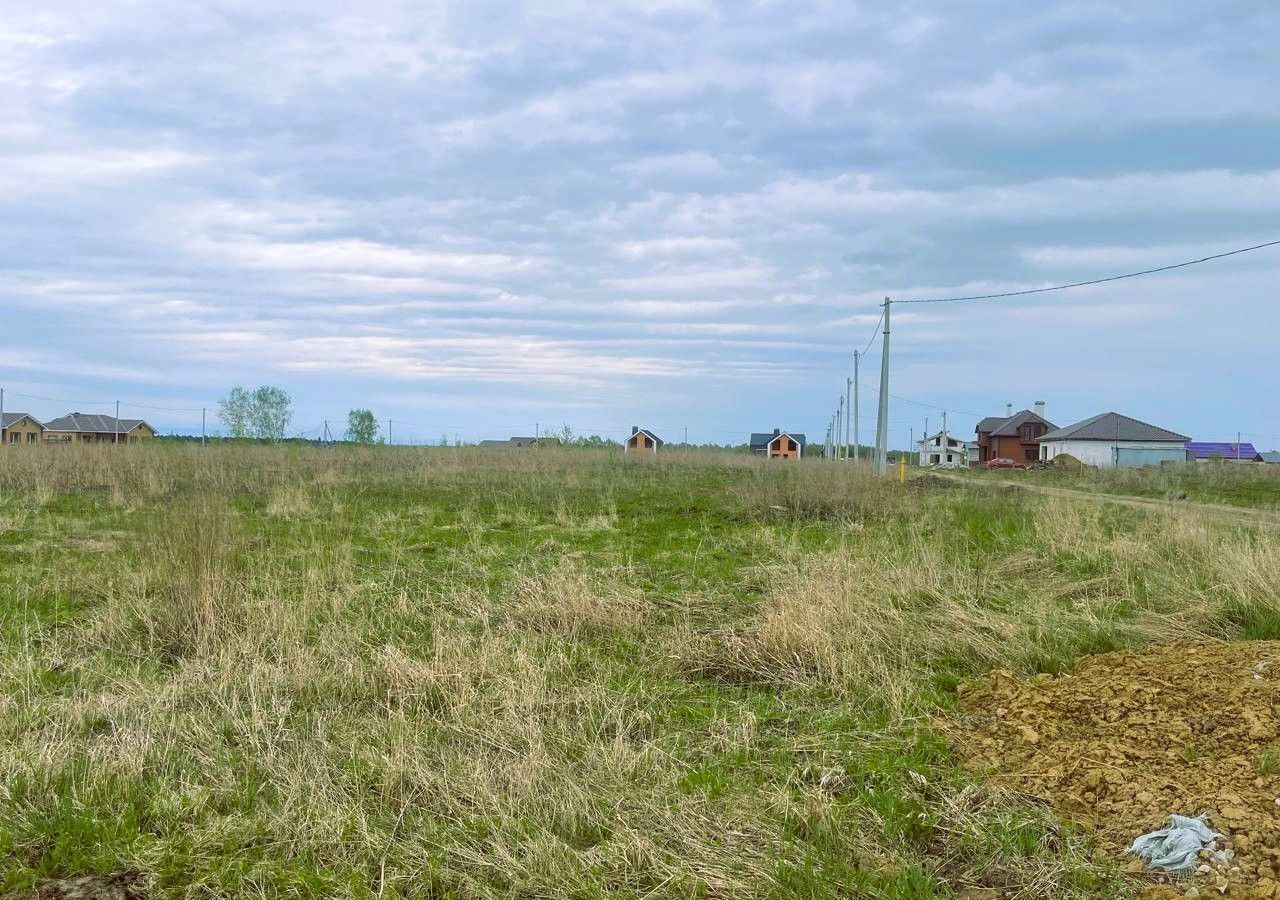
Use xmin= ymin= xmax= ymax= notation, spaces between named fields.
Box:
xmin=218 ymin=386 xmax=381 ymax=443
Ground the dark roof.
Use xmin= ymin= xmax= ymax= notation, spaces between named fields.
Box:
xmin=629 ymin=427 xmax=665 ymax=446
xmin=988 ymin=409 xmax=1056 ymax=437
xmin=1186 ymin=442 xmax=1261 ymax=460
xmin=749 ymin=431 xmax=807 ymax=449
xmin=44 ymin=413 xmax=151 ymax=434
xmin=975 ymin=410 xmax=1056 ymax=436
xmin=1038 ymin=412 xmax=1189 ymax=443
xmin=1 ymin=412 xmax=43 ymax=429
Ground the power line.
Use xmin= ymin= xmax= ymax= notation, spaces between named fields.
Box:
xmin=859 ymin=309 xmax=884 ymax=355
xmin=895 ymin=239 xmax=1280 ymax=305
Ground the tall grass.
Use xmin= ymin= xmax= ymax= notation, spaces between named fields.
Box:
xmin=2 ymin=445 xmax=1275 ymax=897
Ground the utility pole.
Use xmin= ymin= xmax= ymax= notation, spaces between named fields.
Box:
xmin=836 ymin=396 xmax=844 ymax=460
xmin=910 ymin=427 xmax=914 ymax=467
xmin=844 ymin=376 xmax=852 ymax=461
xmin=115 ymin=400 xmax=120 ymax=445
xmin=852 ymin=351 xmax=859 ymax=463
xmin=684 ymin=426 xmax=688 ymax=445
xmin=1238 ymin=431 xmax=1242 ymax=462
xmin=201 ymin=408 xmax=206 ymax=447
xmin=941 ymin=410 xmax=948 ymax=464
xmin=873 ymin=298 xmax=890 ymax=475
xmin=1 ymin=387 xmax=5 ymax=446
xmin=388 ymin=419 xmax=392 ymax=446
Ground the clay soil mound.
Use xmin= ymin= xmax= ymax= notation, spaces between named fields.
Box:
xmin=949 ymin=640 xmax=1280 ymax=898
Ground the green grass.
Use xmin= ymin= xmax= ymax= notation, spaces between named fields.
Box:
xmin=2 ymin=444 xmax=1278 ymax=898
xmin=962 ymin=460 xmax=1280 ymax=510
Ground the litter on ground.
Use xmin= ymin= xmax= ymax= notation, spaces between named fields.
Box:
xmin=1127 ymin=814 xmax=1223 ymax=873
xmin=947 ymin=640 xmax=1280 ymax=899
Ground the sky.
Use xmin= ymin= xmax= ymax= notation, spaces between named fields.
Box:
xmin=2 ymin=0 xmax=1278 ymax=447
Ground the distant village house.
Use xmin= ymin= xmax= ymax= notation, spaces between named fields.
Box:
xmin=1 ymin=413 xmax=45 ymax=445
xmin=749 ymin=428 xmax=806 ymax=460
xmin=917 ymin=430 xmax=970 ymax=466
xmin=477 ymin=435 xmax=561 ymax=449
xmin=975 ymin=402 xmax=1056 ymax=465
xmin=1037 ymin=412 xmax=1189 ymax=468
xmin=1185 ymin=442 xmax=1263 ymax=463
xmin=43 ymin=413 xmax=156 ymax=444
xmin=624 ymin=426 xmax=663 ymax=454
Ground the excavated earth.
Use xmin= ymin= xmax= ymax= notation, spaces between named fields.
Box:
xmin=950 ymin=640 xmax=1280 ymax=899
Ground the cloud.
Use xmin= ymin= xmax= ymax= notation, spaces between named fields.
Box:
xmin=0 ymin=0 xmax=1276 ymax=441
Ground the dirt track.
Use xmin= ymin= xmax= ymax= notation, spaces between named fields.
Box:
xmin=936 ymin=473 xmax=1280 ymax=530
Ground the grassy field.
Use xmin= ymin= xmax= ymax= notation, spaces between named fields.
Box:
xmin=2 ymin=446 xmax=1279 ymax=899
xmin=963 ymin=461 xmax=1280 ymax=510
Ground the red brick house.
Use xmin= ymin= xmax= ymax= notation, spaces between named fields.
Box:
xmin=975 ymin=402 xmax=1056 ymax=465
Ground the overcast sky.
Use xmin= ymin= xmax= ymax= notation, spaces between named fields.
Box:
xmin=2 ymin=1 xmax=1277 ymax=446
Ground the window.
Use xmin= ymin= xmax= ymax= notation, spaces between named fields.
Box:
xmin=27 ymin=432 xmax=36 ymax=444
xmin=1024 ymin=447 xmax=1037 ymax=462
xmin=7 ymin=432 xmax=16 ymax=444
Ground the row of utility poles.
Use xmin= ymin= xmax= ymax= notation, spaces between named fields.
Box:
xmin=824 ymin=297 xmax=890 ymax=474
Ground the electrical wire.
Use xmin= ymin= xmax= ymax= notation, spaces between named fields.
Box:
xmin=895 ymin=239 xmax=1280 ymax=305
xmin=859 ymin=309 xmax=884 ymax=355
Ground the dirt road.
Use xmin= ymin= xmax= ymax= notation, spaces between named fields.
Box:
xmin=936 ymin=473 xmax=1280 ymax=530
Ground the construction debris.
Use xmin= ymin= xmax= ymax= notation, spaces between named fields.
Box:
xmin=1127 ymin=815 xmax=1223 ymax=873
xmin=948 ymin=641 xmax=1280 ymax=899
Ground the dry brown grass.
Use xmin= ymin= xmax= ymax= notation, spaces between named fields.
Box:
xmin=7 ymin=445 xmax=1278 ymax=897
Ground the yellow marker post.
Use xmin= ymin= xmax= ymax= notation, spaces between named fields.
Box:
xmin=899 ymin=456 xmax=906 ymax=483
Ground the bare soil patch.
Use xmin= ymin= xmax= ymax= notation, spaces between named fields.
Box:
xmin=949 ymin=641 xmax=1280 ymax=898
xmin=2 ymin=872 xmax=145 ymax=899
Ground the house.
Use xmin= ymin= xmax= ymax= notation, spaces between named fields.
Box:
xmin=1261 ymin=451 xmax=1280 ymax=465
xmin=624 ymin=426 xmax=664 ymax=454
xmin=1 ymin=413 xmax=45 ymax=446
xmin=916 ymin=430 xmax=970 ymax=466
xmin=1037 ymin=412 xmax=1190 ymax=468
xmin=1185 ymin=442 xmax=1263 ymax=463
xmin=975 ymin=402 xmax=1057 ymax=465
xmin=43 ymin=413 xmax=155 ymax=444
xmin=477 ymin=436 xmax=561 ymax=449
xmin=749 ymin=428 xmax=806 ymax=460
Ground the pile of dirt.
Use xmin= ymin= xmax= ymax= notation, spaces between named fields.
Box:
xmin=2 ymin=872 xmax=145 ymax=899
xmin=949 ymin=641 xmax=1280 ymax=898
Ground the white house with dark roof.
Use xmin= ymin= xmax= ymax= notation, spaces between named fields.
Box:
xmin=1037 ymin=412 xmax=1190 ymax=468
xmin=624 ymin=426 xmax=664 ymax=454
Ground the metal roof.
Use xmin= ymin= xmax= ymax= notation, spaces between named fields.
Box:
xmin=1261 ymin=451 xmax=1280 ymax=464
xmin=1037 ymin=412 xmax=1189 ymax=443
xmin=749 ymin=431 xmax=807 ymax=448
xmin=987 ymin=409 xmax=1056 ymax=437
xmin=1 ymin=412 xmax=43 ymax=429
xmin=628 ymin=427 xmax=665 ymax=446
xmin=1186 ymin=442 xmax=1261 ymax=460
xmin=43 ymin=413 xmax=151 ymax=434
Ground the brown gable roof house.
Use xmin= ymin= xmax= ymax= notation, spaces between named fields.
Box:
xmin=975 ymin=401 xmax=1056 ymax=465
xmin=624 ymin=426 xmax=664 ymax=454
xmin=749 ymin=428 xmax=806 ymax=460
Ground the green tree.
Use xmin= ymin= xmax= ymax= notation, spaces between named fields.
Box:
xmin=249 ymin=386 xmax=292 ymax=441
xmin=217 ymin=386 xmax=253 ymax=438
xmin=218 ymin=385 xmax=293 ymax=441
xmin=345 ymin=409 xmax=379 ymax=444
